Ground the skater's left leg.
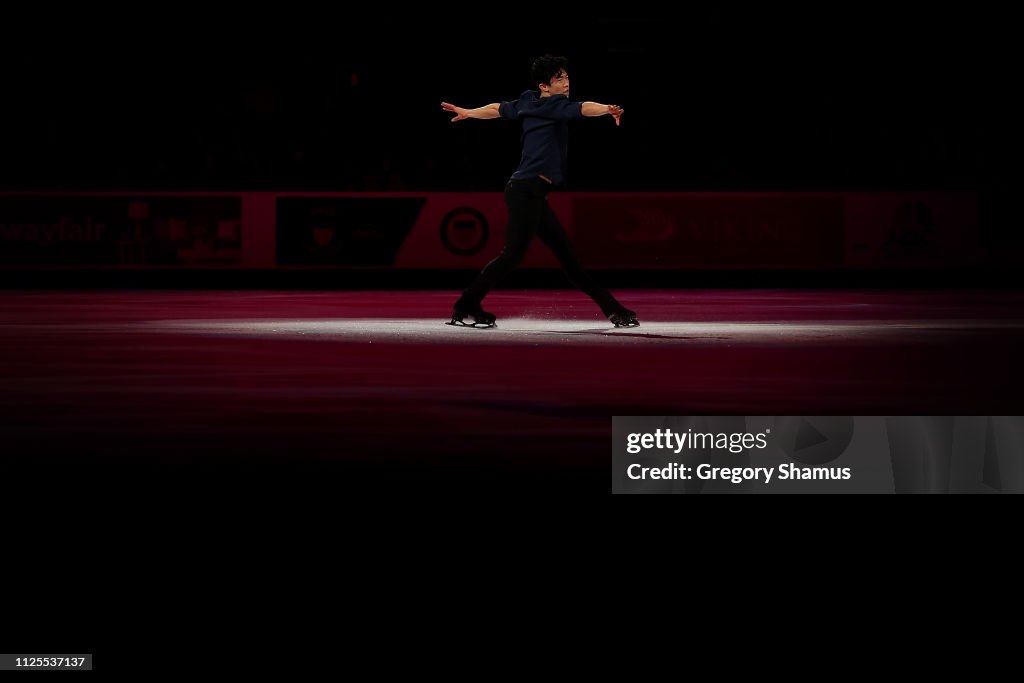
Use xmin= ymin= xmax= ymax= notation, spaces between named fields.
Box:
xmin=537 ymin=202 xmax=629 ymax=318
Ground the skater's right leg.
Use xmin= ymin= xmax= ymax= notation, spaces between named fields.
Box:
xmin=453 ymin=179 xmax=545 ymax=321
xmin=536 ymin=202 xmax=638 ymax=326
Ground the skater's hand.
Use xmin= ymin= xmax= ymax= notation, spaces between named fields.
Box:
xmin=441 ymin=102 xmax=469 ymax=122
xmin=608 ymin=104 xmax=624 ymax=126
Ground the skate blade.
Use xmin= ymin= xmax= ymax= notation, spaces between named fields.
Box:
xmin=446 ymin=319 xmax=497 ymax=329
xmin=612 ymin=319 xmax=640 ymax=328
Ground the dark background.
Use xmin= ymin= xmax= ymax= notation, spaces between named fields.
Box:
xmin=1 ymin=7 xmax=1015 ymax=195
xmin=0 ymin=9 xmax=1017 ymax=653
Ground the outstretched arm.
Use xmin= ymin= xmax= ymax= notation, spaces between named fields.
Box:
xmin=441 ymin=102 xmax=502 ymax=122
xmin=581 ymin=102 xmax=624 ymax=126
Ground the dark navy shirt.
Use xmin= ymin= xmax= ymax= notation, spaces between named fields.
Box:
xmin=499 ymin=90 xmax=583 ymax=186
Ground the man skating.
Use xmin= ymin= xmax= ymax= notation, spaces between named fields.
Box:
xmin=442 ymin=54 xmax=639 ymax=329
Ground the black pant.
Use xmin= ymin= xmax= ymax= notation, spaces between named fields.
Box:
xmin=461 ymin=177 xmax=621 ymax=315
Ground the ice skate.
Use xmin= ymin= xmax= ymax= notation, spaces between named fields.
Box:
xmin=446 ymin=301 xmax=497 ymax=328
xmin=608 ymin=307 xmax=639 ymax=328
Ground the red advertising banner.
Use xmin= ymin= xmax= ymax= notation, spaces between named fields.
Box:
xmin=570 ymin=194 xmax=845 ymax=268
xmin=0 ymin=191 xmax=985 ymax=270
xmin=0 ymin=195 xmax=241 ymax=267
xmin=391 ymin=193 xmax=563 ymax=269
xmin=844 ymin=192 xmax=983 ymax=268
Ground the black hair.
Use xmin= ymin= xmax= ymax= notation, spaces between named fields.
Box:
xmin=530 ymin=54 xmax=569 ymax=88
